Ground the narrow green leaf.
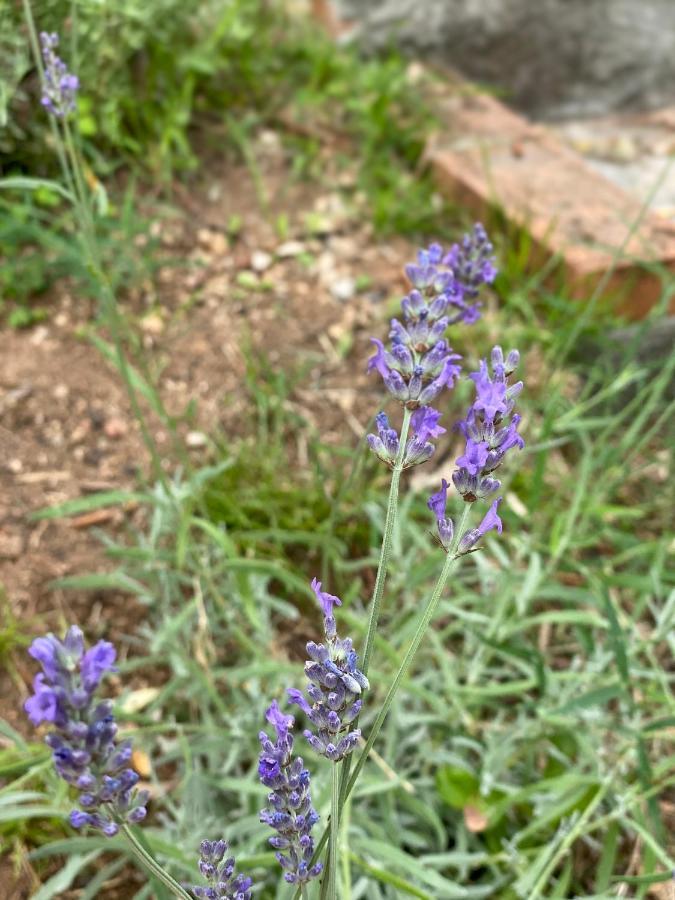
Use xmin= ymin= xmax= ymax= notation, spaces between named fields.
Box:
xmin=31 ymin=491 xmax=146 ymax=520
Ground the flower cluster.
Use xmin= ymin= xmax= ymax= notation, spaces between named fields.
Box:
xmin=367 ymin=406 xmax=446 ymax=469
xmin=428 ymin=346 xmax=524 ymax=552
xmin=444 ymin=223 xmax=497 ymax=307
xmin=453 ymin=346 xmax=524 ymax=503
xmin=288 ymin=579 xmax=369 ymax=762
xmin=367 ymin=228 xmax=497 ymax=470
xmin=190 ymin=840 xmax=253 ymax=900
xmin=24 ymin=627 xmax=147 ymax=836
xmin=258 ymin=701 xmax=323 ymax=886
xmin=40 ymin=32 xmax=79 ymax=118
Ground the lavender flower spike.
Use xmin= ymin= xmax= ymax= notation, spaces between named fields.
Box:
xmin=258 ymin=701 xmax=323 ymax=886
xmin=443 ymin=223 xmax=497 ymax=322
xmin=40 ymin=32 xmax=79 ymax=118
xmin=452 ymin=346 xmax=524 ymax=504
xmin=288 ymin=580 xmax=369 ymax=762
xmin=190 ymin=840 xmax=253 ymax=899
xmin=24 ymin=626 xmax=148 ymax=836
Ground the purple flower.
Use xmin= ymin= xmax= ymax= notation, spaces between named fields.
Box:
xmin=191 ymin=839 xmax=253 ymax=899
xmin=24 ymin=674 xmax=59 ymax=725
xmin=40 ymin=33 xmax=79 ymax=118
xmin=23 ymin=627 xmax=147 ymax=836
xmin=367 ymin=338 xmax=392 ymax=379
xmin=310 ymin=577 xmax=341 ymax=620
xmin=459 ymin=498 xmax=503 ymax=553
xmin=455 ymin=439 xmax=490 ymax=476
xmin=410 ymin=406 xmax=446 ymax=442
xmin=258 ymin=702 xmax=322 ymax=886
xmin=427 ymin=479 xmax=454 ymax=548
xmin=28 ymin=637 xmax=58 ymax=670
xmin=401 ymin=406 xmax=446 ymax=468
xmin=81 ymin=641 xmax=117 ymax=691
xmin=288 ymin=582 xmax=368 ymax=762
xmin=453 ymin=347 xmax=524 ymax=502
xmin=266 ymin=697 xmax=294 ymax=739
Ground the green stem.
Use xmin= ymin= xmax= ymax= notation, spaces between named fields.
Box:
xmin=338 ymin=407 xmax=411 ymax=813
xmin=326 ymin=763 xmax=340 ymax=900
xmin=295 ymin=504 xmax=474 ymax=900
xmin=361 ymin=406 xmax=412 ymax=676
xmin=342 ymin=504 xmax=471 ymax=802
xmin=301 ymin=887 xmax=310 ymax=900
xmin=59 ymin=121 xmax=169 ymax=488
xmin=121 ymin=824 xmax=192 ymax=899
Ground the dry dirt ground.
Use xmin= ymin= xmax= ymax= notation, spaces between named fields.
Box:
xmin=0 ymin=140 xmax=418 ymax=721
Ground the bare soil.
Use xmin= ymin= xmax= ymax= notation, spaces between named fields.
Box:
xmin=0 ymin=141 xmax=416 ymax=716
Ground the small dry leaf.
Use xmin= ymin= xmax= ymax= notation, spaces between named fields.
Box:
xmin=463 ymin=804 xmax=489 ymax=833
xmin=119 ymin=686 xmax=160 ymax=713
xmin=132 ymin=749 xmax=153 ymax=779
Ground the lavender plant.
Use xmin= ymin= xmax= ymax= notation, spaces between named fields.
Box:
xmin=18 ymin=19 xmax=522 ymax=881
xmin=19 ymin=6 xmax=178 ymax=489
xmin=39 ymin=31 xmax=79 ymax=117
xmin=23 ymin=627 xmax=193 ymax=898
xmin=23 ymin=218 xmax=525 ymax=898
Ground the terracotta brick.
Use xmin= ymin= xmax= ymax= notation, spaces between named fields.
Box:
xmin=427 ymin=87 xmax=675 ymax=318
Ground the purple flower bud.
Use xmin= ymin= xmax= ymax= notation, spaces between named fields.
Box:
xmin=427 ymin=479 xmax=454 ymax=548
xmin=191 ymin=838 xmax=252 ymax=899
xmin=290 ymin=581 xmax=368 ymax=763
xmin=81 ymin=641 xmax=117 ymax=690
xmin=310 ymin=577 xmax=341 ymax=620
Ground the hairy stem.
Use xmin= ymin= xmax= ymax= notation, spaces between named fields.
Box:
xmin=338 ymin=407 xmax=412 ymax=814
xmin=58 ymin=121 xmax=169 ymax=488
xmin=326 ymin=762 xmax=341 ymax=900
xmin=342 ymin=504 xmax=472 ymax=801
xmin=121 ymin=824 xmax=192 ymax=899
xmin=361 ymin=406 xmax=412 ymax=676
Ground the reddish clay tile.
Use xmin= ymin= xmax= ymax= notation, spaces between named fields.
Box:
xmin=427 ymin=89 xmax=675 ymax=318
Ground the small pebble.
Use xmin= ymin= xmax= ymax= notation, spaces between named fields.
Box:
xmin=186 ymin=430 xmax=208 ymax=448
xmin=330 ymin=277 xmax=356 ymax=302
xmin=251 ymin=250 xmax=273 ymax=272
xmin=104 ymin=417 xmax=128 ymax=439
xmin=276 ymin=240 xmax=306 ymax=258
